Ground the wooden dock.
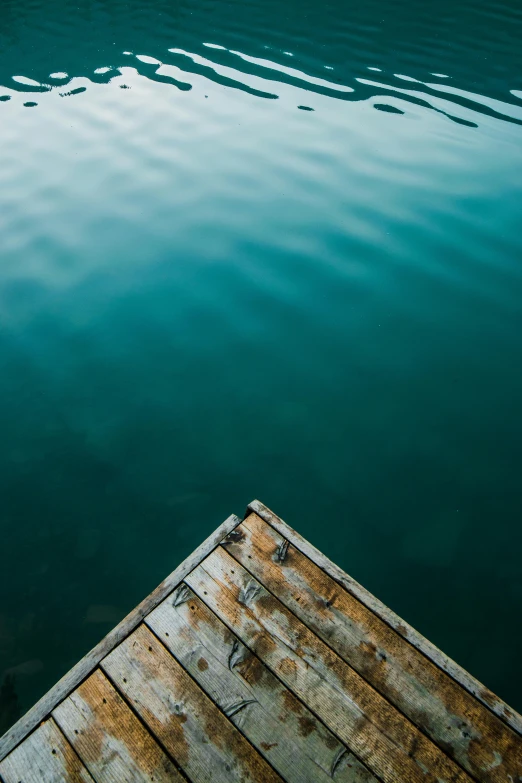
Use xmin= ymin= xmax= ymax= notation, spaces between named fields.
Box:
xmin=1 ymin=500 xmax=521 ymax=782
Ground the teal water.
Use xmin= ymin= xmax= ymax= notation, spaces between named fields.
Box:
xmin=1 ymin=0 xmax=522 ymax=730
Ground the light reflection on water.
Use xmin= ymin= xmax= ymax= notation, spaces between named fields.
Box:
xmin=0 ymin=0 xmax=521 ymax=728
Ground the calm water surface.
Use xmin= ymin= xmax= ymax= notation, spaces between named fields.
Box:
xmin=1 ymin=0 xmax=521 ymax=728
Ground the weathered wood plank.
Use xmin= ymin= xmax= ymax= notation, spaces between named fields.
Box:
xmin=147 ymin=583 xmax=377 ymax=783
xmin=53 ymin=669 xmax=183 ymax=782
xmin=248 ymin=499 xmax=522 ymax=737
xmin=0 ymin=718 xmax=94 ymax=783
xmin=0 ymin=512 xmax=242 ymax=764
xmin=187 ymin=547 xmax=474 ymax=783
xmin=225 ymin=512 xmax=522 ymax=783
xmin=5 ymin=498 xmax=521 ymax=783
xmin=102 ymin=624 xmax=283 ymax=783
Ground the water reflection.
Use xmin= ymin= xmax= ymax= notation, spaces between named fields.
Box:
xmin=0 ymin=0 xmax=521 ymax=730
xmin=1 ymin=0 xmax=521 ymax=128
xmin=2 ymin=38 xmax=522 ymax=130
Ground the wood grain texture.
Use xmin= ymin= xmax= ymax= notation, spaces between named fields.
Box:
xmin=248 ymin=499 xmax=522 ymax=737
xmin=147 ymin=583 xmax=376 ymax=783
xmin=0 ymin=512 xmax=242 ymax=764
xmin=187 ymin=547 xmax=474 ymax=783
xmin=0 ymin=719 xmax=94 ymax=783
xmin=225 ymin=512 xmax=522 ymax=783
xmin=5 ymin=498 xmax=522 ymax=783
xmin=53 ymin=669 xmax=183 ymax=782
xmin=102 ymin=624 xmax=283 ymax=783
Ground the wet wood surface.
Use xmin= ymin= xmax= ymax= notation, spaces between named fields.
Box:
xmin=2 ymin=500 xmax=521 ymax=782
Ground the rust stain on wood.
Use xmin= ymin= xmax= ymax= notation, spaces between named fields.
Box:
xmin=298 ymin=715 xmax=317 ymax=738
xmin=261 ymin=741 xmax=278 ymax=751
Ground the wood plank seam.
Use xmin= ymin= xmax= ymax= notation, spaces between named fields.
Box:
xmin=145 ymin=583 xmax=375 ymax=783
xmin=0 ymin=512 xmax=243 ymax=764
xmin=247 ymin=500 xmax=522 ymax=736
xmin=219 ymin=539 xmax=492 ymax=783
xmin=2 ymin=674 xmax=190 ymax=783
xmin=79 ymin=666 xmax=193 ymax=783
xmin=0 ymin=717 xmax=96 ymax=783
xmin=143 ymin=623 xmax=288 ymax=783
xmin=101 ymin=624 xmax=284 ymax=783
xmin=3 ymin=500 xmax=520 ymax=783
xmin=183 ymin=566 xmax=420 ymax=783
xmin=186 ymin=551 xmax=474 ymax=783
xmin=227 ymin=512 xmax=522 ymax=783
xmin=217 ymin=542 xmax=428 ymax=780
xmin=48 ymin=717 xmax=98 ymax=782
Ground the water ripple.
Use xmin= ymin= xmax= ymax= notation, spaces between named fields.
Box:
xmin=1 ymin=8 xmax=521 ymax=131
xmin=1 ymin=0 xmax=522 ymax=728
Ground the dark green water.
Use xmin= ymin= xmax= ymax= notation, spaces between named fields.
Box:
xmin=1 ymin=0 xmax=522 ymax=730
